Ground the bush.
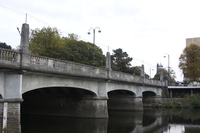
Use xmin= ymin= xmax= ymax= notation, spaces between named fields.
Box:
xmin=189 ymin=95 xmax=200 ymax=108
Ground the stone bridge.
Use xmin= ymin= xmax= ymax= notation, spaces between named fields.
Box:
xmin=0 ymin=23 xmax=167 ymax=132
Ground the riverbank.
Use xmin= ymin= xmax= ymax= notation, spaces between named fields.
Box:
xmin=144 ymin=95 xmax=200 ymax=109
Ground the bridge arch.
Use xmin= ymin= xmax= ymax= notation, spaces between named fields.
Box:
xmin=22 ymin=74 xmax=99 ymax=96
xmin=142 ymin=90 xmax=162 ymax=108
xmin=107 ymin=82 xmax=139 ymax=96
xmin=22 ymin=87 xmax=97 ymax=97
xmin=108 ymin=89 xmax=136 ymax=97
xmin=142 ymin=91 xmax=157 ymax=97
xmin=21 ymin=86 xmax=102 ymax=117
xmin=107 ymin=89 xmax=137 ymax=111
xmin=140 ymin=86 xmax=162 ymax=97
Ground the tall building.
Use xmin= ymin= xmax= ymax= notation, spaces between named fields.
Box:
xmin=184 ymin=37 xmax=200 ymax=82
xmin=186 ymin=37 xmax=200 ymax=46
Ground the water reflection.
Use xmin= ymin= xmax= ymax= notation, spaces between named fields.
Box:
xmin=21 ymin=116 xmax=108 ymax=133
xmin=21 ymin=109 xmax=200 ymax=133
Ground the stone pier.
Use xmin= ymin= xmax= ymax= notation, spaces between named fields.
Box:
xmin=0 ymin=73 xmax=23 ymax=133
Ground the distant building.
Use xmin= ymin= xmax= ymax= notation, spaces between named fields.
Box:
xmin=186 ymin=37 xmax=200 ymax=47
xmin=184 ymin=37 xmax=200 ymax=82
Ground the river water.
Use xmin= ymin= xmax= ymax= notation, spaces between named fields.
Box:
xmin=21 ymin=109 xmax=200 ymax=133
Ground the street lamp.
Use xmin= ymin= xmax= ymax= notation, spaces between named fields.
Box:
xmin=87 ymin=27 xmax=101 ymax=44
xmin=164 ymin=53 xmax=170 ymax=83
xmin=150 ymin=68 xmax=154 ymax=79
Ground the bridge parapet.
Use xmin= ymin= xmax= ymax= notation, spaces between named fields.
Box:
xmin=0 ymin=48 xmax=20 ymax=69
xmin=144 ymin=78 xmax=165 ymax=86
xmin=110 ymin=70 xmax=142 ymax=83
xmin=29 ymin=54 xmax=108 ymax=79
xmin=0 ymin=48 xmax=166 ymax=87
xmin=0 ymin=49 xmax=166 ymax=87
xmin=31 ymin=55 xmax=48 ymax=66
xmin=0 ymin=48 xmax=20 ymax=62
xmin=110 ymin=70 xmax=165 ymax=86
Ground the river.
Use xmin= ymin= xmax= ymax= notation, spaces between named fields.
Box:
xmin=21 ymin=109 xmax=200 ymax=133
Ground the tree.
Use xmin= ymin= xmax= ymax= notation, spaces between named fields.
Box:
xmin=111 ymin=48 xmax=133 ymax=73
xmin=153 ymin=68 xmax=176 ymax=83
xmin=0 ymin=42 xmax=12 ymax=49
xmin=129 ymin=66 xmax=141 ymax=76
xmin=29 ymin=27 xmax=64 ymax=58
xmin=61 ymin=37 xmax=106 ymax=67
xmin=29 ymin=27 xmax=106 ymax=67
xmin=179 ymin=44 xmax=200 ymax=82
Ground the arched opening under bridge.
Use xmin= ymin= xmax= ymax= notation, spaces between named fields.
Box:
xmin=107 ymin=90 xmax=139 ymax=111
xmin=142 ymin=91 xmax=161 ymax=108
xmin=21 ymin=87 xmax=108 ymax=118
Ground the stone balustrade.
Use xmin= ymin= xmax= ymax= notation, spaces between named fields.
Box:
xmin=30 ymin=55 xmax=48 ymax=66
xmin=110 ymin=70 xmax=142 ymax=83
xmin=0 ymin=48 xmax=20 ymax=62
xmin=0 ymin=48 xmax=165 ymax=87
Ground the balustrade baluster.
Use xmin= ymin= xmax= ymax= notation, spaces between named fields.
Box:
xmin=0 ymin=51 xmax=2 ymax=60
xmin=5 ymin=51 xmax=7 ymax=60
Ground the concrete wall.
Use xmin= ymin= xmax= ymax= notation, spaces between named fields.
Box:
xmin=21 ymin=73 xmax=163 ymax=99
xmin=0 ymin=72 xmax=4 ymax=97
xmin=0 ymin=99 xmax=22 ymax=133
xmin=107 ymin=82 xmax=162 ymax=97
xmin=21 ymin=74 xmax=99 ymax=96
xmin=0 ymin=73 xmax=23 ymax=132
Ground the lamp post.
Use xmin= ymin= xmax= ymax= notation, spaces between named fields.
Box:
xmin=164 ymin=53 xmax=170 ymax=83
xmin=150 ymin=68 xmax=154 ymax=79
xmin=87 ymin=27 xmax=101 ymax=44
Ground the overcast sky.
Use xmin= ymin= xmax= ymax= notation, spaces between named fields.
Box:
xmin=1 ymin=0 xmax=200 ymax=81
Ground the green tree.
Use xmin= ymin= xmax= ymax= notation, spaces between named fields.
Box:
xmin=111 ymin=48 xmax=133 ymax=73
xmin=129 ymin=66 xmax=141 ymax=76
xmin=0 ymin=42 xmax=12 ymax=49
xmin=179 ymin=44 xmax=200 ymax=82
xmin=153 ymin=68 xmax=176 ymax=82
xmin=29 ymin=27 xmax=64 ymax=57
xmin=62 ymin=37 xmax=105 ymax=67
xmin=29 ymin=27 xmax=106 ymax=67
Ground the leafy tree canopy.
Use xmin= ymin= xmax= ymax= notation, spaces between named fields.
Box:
xmin=111 ymin=48 xmax=133 ymax=73
xmin=153 ymin=68 xmax=176 ymax=83
xmin=0 ymin=42 xmax=12 ymax=49
xmin=179 ymin=44 xmax=200 ymax=82
xmin=29 ymin=27 xmax=64 ymax=56
xmin=129 ymin=66 xmax=141 ymax=76
xmin=29 ymin=27 xmax=105 ymax=67
xmin=110 ymin=48 xmax=151 ymax=77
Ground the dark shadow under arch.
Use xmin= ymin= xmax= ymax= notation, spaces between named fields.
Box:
xmin=21 ymin=87 xmax=97 ymax=116
xmin=23 ymin=87 xmax=97 ymax=98
xmin=143 ymin=91 xmax=156 ymax=97
xmin=107 ymin=90 xmax=136 ymax=111
xmin=108 ymin=90 xmax=136 ymax=97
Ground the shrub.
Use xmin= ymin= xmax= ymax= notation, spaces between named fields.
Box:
xmin=189 ymin=95 xmax=200 ymax=108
